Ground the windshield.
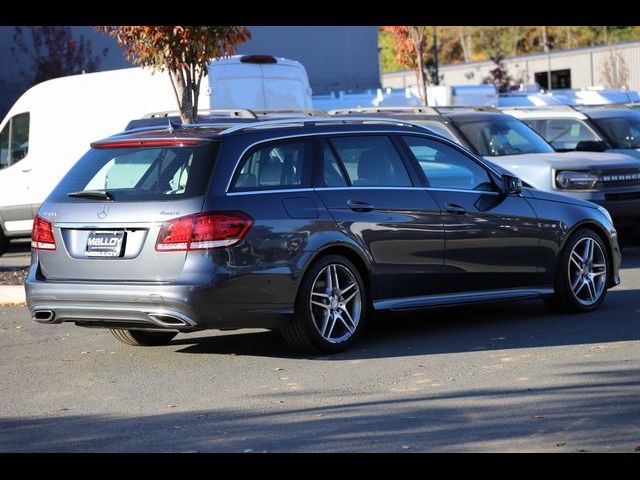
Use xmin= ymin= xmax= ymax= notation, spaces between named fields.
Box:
xmin=592 ymin=113 xmax=640 ymax=149
xmin=454 ymin=117 xmax=555 ymax=156
xmin=413 ymin=120 xmax=463 ymax=144
xmin=49 ymin=143 xmax=219 ymax=202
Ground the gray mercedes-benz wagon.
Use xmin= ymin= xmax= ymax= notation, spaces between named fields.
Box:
xmin=25 ymin=117 xmax=621 ymax=353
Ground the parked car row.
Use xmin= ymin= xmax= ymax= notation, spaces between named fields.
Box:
xmin=328 ymin=106 xmax=640 ymax=241
xmin=25 ymin=110 xmax=622 ymax=353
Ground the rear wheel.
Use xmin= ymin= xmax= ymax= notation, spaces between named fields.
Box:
xmin=110 ymin=329 xmax=177 ymax=346
xmin=545 ymin=229 xmax=609 ymax=313
xmin=281 ymin=254 xmax=368 ymax=353
xmin=0 ymin=230 xmax=9 ymax=255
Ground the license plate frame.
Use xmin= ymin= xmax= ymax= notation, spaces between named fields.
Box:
xmin=85 ymin=231 xmax=126 ymax=258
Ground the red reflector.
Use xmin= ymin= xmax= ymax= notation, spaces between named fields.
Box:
xmin=156 ymin=212 xmax=253 ymax=251
xmin=94 ymin=139 xmax=200 ymax=149
xmin=31 ymin=215 xmax=56 ymax=250
xmin=240 ymin=54 xmax=277 ymax=64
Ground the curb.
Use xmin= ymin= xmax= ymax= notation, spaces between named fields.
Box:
xmin=0 ymin=285 xmax=26 ymax=305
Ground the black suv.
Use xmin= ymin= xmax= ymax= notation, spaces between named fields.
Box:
xmin=26 ymin=117 xmax=621 ymax=353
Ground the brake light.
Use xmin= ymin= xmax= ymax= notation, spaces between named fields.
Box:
xmin=93 ymin=139 xmax=200 ymax=149
xmin=31 ymin=215 xmax=56 ymax=250
xmin=240 ymin=54 xmax=277 ymax=64
xmin=156 ymin=212 xmax=253 ymax=251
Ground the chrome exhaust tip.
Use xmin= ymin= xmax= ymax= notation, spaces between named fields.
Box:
xmin=33 ymin=310 xmax=55 ymax=323
xmin=147 ymin=313 xmax=190 ymax=327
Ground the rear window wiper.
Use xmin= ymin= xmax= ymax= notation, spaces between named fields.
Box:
xmin=67 ymin=190 xmax=115 ymax=201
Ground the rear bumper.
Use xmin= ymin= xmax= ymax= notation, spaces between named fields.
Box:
xmin=25 ymin=265 xmax=293 ymax=331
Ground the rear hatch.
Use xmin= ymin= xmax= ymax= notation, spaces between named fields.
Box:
xmin=34 ymin=139 xmax=219 ymax=282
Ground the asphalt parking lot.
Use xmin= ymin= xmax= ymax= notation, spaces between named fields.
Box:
xmin=0 ymin=247 xmax=639 ymax=452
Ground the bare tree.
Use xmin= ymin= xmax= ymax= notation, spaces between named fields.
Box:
xmin=601 ymin=46 xmax=629 ymax=89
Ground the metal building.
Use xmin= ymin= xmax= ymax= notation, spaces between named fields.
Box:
xmin=382 ymin=40 xmax=640 ymax=93
xmin=0 ymin=26 xmax=381 ymax=118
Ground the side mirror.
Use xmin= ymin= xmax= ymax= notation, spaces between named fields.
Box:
xmin=501 ymin=174 xmax=523 ymax=195
xmin=575 ymin=140 xmax=607 ymax=152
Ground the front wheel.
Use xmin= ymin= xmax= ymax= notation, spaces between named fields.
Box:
xmin=281 ymin=254 xmax=368 ymax=353
xmin=546 ymin=229 xmax=610 ymax=313
xmin=110 ymin=329 xmax=177 ymax=346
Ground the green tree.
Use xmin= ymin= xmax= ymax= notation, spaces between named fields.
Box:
xmin=98 ymin=26 xmax=251 ymax=124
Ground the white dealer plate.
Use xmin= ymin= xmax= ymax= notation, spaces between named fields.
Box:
xmin=85 ymin=231 xmax=125 ymax=258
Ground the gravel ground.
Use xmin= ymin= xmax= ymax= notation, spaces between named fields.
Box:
xmin=0 ymin=268 xmax=28 ymax=286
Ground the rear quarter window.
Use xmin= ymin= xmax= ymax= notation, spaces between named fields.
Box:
xmin=49 ymin=143 xmax=219 ymax=202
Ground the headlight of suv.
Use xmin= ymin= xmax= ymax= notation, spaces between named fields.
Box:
xmin=597 ymin=205 xmax=613 ymax=225
xmin=555 ymin=171 xmax=598 ymax=190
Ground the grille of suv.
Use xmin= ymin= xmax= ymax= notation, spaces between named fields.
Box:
xmin=596 ymin=168 xmax=640 ymax=188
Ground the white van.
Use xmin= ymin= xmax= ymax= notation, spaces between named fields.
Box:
xmin=0 ymin=55 xmax=312 ymax=251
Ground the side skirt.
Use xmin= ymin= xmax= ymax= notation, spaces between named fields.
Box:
xmin=374 ymin=288 xmax=554 ymax=311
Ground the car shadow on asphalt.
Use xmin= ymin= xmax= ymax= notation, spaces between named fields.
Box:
xmin=1 ymin=363 xmax=638 ymax=452
xmin=170 ymin=288 xmax=640 ymax=360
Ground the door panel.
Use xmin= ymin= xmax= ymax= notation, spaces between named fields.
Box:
xmin=400 ymin=134 xmax=541 ymax=293
xmin=317 ymin=135 xmax=445 ymax=299
xmin=429 ymin=189 xmax=541 ymax=292
xmin=316 ymin=187 xmax=445 ymax=299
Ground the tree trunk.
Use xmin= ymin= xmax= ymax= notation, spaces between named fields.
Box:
xmin=458 ymin=27 xmax=471 ymax=62
xmin=410 ymin=27 xmax=428 ymax=106
xmin=169 ymin=69 xmax=194 ymax=124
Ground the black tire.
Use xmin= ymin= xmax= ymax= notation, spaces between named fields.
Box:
xmin=0 ymin=230 xmax=9 ymax=256
xmin=281 ymin=254 xmax=369 ymax=354
xmin=545 ymin=228 xmax=610 ymax=313
xmin=110 ymin=329 xmax=177 ymax=346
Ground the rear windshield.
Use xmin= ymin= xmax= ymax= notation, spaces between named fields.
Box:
xmin=49 ymin=143 xmax=219 ymax=202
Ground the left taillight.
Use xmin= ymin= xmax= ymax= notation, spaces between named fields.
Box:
xmin=155 ymin=212 xmax=253 ymax=251
xmin=31 ymin=215 xmax=56 ymax=250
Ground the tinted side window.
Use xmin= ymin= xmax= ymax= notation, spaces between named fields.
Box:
xmin=0 ymin=112 xmax=30 ymax=169
xmin=328 ymin=135 xmax=412 ymax=187
xmin=0 ymin=122 xmax=8 ymax=169
xmin=402 ymin=136 xmax=495 ymax=191
xmin=541 ymin=118 xmax=599 ymax=150
xmin=11 ymin=113 xmax=29 ymax=162
xmin=322 ymin=141 xmax=348 ymax=187
xmin=231 ymin=140 xmax=310 ymax=191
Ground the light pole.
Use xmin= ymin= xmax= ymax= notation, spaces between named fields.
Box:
xmin=542 ymin=26 xmax=552 ymax=91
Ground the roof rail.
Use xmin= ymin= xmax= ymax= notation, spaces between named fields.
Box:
xmin=252 ymin=109 xmax=331 ymax=117
xmin=432 ymin=105 xmax=499 ymax=113
xmin=329 ymin=106 xmax=440 ymax=116
xmin=220 ymin=116 xmax=435 ymax=135
xmin=572 ymin=103 xmax=635 ymax=110
xmin=499 ymin=105 xmax=577 ymax=112
xmin=143 ymin=109 xmax=257 ymax=119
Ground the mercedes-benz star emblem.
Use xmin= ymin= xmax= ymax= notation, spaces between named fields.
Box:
xmin=97 ymin=205 xmax=110 ymax=219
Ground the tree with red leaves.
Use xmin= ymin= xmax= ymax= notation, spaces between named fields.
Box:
xmin=383 ymin=26 xmax=429 ymax=105
xmin=98 ymin=26 xmax=251 ymax=124
xmin=11 ymin=26 xmax=108 ymax=86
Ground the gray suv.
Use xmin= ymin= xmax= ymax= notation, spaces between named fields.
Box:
xmin=26 ymin=117 xmax=621 ymax=353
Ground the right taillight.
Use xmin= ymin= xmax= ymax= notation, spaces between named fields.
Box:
xmin=31 ymin=215 xmax=56 ymax=250
xmin=155 ymin=212 xmax=253 ymax=252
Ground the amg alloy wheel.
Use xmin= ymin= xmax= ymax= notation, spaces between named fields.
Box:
xmin=282 ymin=254 xmax=368 ymax=353
xmin=546 ymin=229 xmax=609 ymax=313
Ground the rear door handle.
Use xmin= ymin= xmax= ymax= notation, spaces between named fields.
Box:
xmin=445 ymin=203 xmax=467 ymax=214
xmin=347 ymin=199 xmax=374 ymax=212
